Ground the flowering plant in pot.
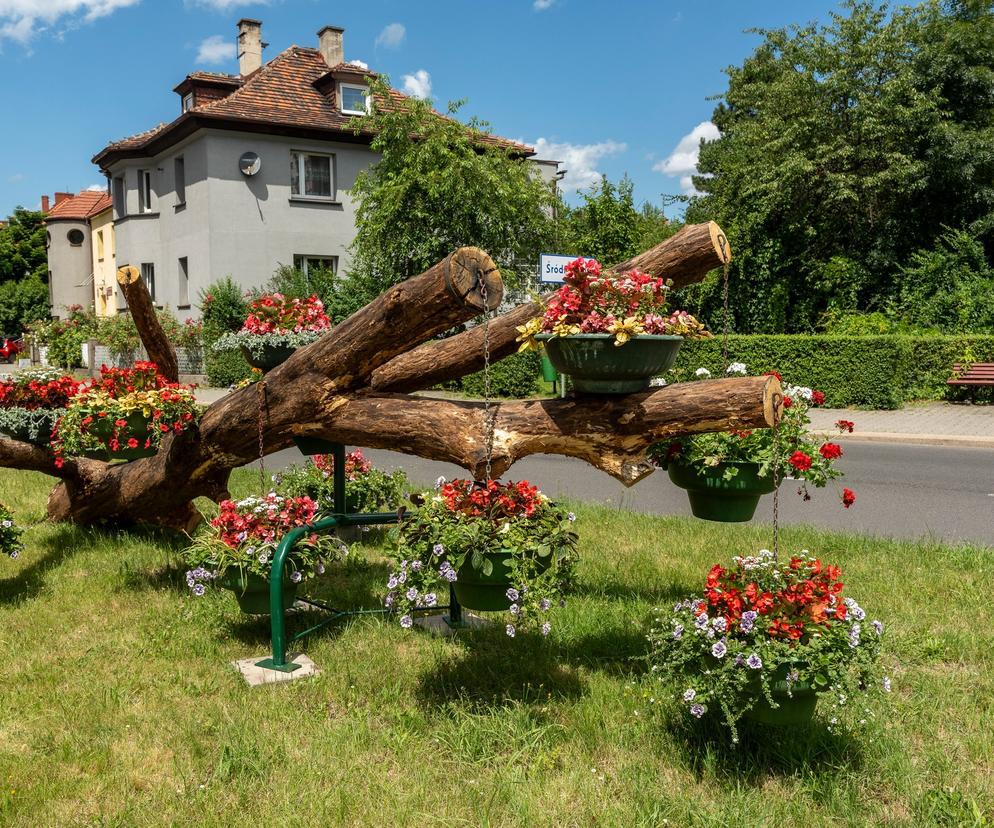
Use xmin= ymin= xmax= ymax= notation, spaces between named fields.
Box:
xmin=516 ymin=257 xmax=710 ymax=393
xmin=214 ymin=293 xmax=332 ymax=371
xmin=387 ymin=479 xmax=578 ymax=636
xmin=184 ymin=492 xmax=346 ymax=614
xmin=278 ymin=449 xmax=409 ymax=517
xmin=0 ymin=368 xmax=81 ymax=445
xmin=0 ymin=502 xmax=24 ymax=560
xmin=50 ymin=362 xmax=199 ymax=465
xmin=649 ymin=365 xmax=856 ymax=521
xmin=648 ymin=549 xmax=887 ymax=741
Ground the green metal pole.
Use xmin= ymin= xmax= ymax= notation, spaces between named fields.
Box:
xmin=332 ymin=442 xmax=347 ymax=515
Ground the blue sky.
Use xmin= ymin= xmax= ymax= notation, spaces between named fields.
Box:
xmin=0 ymin=0 xmax=868 ymax=219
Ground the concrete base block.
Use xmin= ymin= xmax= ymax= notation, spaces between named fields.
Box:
xmin=414 ymin=612 xmax=492 ymax=637
xmin=232 ymin=653 xmax=320 ymax=686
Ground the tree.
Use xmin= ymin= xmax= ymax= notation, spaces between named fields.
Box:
xmin=688 ymin=0 xmax=994 ymax=333
xmin=559 ymin=176 xmax=678 ymax=265
xmin=344 ymin=82 xmax=558 ymax=314
xmin=0 ymin=207 xmax=48 ymax=284
xmin=0 ymin=274 xmax=48 ymax=336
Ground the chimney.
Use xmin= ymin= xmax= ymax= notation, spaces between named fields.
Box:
xmin=54 ymin=192 xmax=72 ymax=206
xmin=317 ymin=26 xmax=344 ymax=67
xmin=41 ymin=195 xmax=50 ymax=212
xmin=238 ymin=18 xmax=263 ymax=76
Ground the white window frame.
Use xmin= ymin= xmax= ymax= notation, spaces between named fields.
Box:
xmin=290 ymin=150 xmax=335 ymax=201
xmin=293 ymin=254 xmax=338 ymax=276
xmin=339 ymin=83 xmax=370 ymax=116
xmin=138 ymin=169 xmax=153 ymax=213
xmin=178 ymin=257 xmax=190 ymax=308
xmin=174 ymin=156 xmax=186 ymax=206
xmin=182 ymin=92 xmax=194 ymax=113
xmin=140 ymin=262 xmax=156 ymax=302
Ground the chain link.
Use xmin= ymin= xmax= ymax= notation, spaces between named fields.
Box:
xmin=479 ymin=276 xmax=494 ymax=482
xmin=256 ymin=379 xmax=267 ymax=494
xmin=719 ymin=234 xmax=730 ymax=367
xmin=771 ymin=390 xmax=782 ymax=561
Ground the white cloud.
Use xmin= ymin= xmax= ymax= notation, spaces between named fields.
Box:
xmin=533 ymin=0 xmax=555 ymax=9
xmin=7 ymin=172 xmax=25 ymax=183
xmin=186 ymin=0 xmax=270 ymax=9
xmin=0 ymin=0 xmax=140 ymax=44
xmin=532 ymin=138 xmax=627 ymax=192
xmin=375 ymin=22 xmax=405 ymax=48
xmin=347 ymin=58 xmax=368 ymax=70
xmin=402 ymin=69 xmax=431 ymax=99
xmin=653 ymin=120 xmax=720 ymax=194
xmin=196 ymin=33 xmax=235 ymax=65
xmin=85 ymin=183 xmax=105 ymax=191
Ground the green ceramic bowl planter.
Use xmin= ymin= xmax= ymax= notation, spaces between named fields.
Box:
xmin=85 ymin=412 xmax=159 ymax=461
xmin=667 ymin=461 xmax=776 ymax=522
xmin=240 ymin=343 xmax=297 ymax=372
xmin=453 ymin=550 xmax=552 ymax=612
xmin=536 ymin=333 xmax=683 ymax=394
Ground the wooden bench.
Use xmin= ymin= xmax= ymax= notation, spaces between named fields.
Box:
xmin=948 ymin=363 xmax=994 ymax=387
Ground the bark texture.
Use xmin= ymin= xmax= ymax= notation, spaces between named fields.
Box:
xmin=117 ymin=264 xmax=179 ymax=382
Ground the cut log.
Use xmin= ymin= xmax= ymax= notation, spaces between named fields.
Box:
xmin=116 ymin=264 xmax=179 ymax=382
xmin=372 ymin=221 xmax=732 ymax=393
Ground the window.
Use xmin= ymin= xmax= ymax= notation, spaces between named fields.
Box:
xmin=96 ymin=230 xmax=104 ymax=261
xmin=340 ymin=83 xmax=369 ymax=115
xmin=112 ymin=176 xmax=125 ymax=217
xmin=178 ymin=257 xmax=189 ymax=307
xmin=138 ymin=169 xmax=153 ymax=213
xmin=174 ymin=156 xmax=186 ymax=205
xmin=67 ymin=228 xmax=85 ymax=246
xmin=290 ymin=151 xmax=334 ymax=199
xmin=141 ymin=263 xmax=156 ymax=302
xmin=182 ymin=92 xmax=194 ymax=113
xmin=293 ymin=255 xmax=338 ymax=276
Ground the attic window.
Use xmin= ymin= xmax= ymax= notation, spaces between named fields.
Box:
xmin=340 ymin=83 xmax=369 ymax=115
xmin=182 ymin=92 xmax=194 ymax=112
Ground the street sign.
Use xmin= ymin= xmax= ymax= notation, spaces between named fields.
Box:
xmin=539 ymin=253 xmax=594 ymax=284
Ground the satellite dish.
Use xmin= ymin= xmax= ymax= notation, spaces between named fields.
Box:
xmin=239 ymin=151 xmax=262 ymax=176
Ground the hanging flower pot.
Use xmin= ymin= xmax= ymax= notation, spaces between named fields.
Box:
xmin=216 ymin=569 xmax=298 ymax=615
xmin=667 ymin=460 xmax=776 ymax=522
xmin=213 ymin=293 xmax=333 ymax=373
xmin=743 ymin=665 xmax=819 ymax=726
xmin=536 ymin=333 xmax=683 ymax=394
xmin=453 ymin=548 xmax=553 ymax=612
xmin=85 ymin=411 xmax=158 ymax=461
xmin=0 ymin=369 xmax=81 ymax=446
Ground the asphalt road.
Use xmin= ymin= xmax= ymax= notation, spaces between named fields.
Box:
xmin=248 ymin=441 xmax=994 ymax=548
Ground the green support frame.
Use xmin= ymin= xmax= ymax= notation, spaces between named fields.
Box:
xmin=255 ymin=442 xmax=464 ymax=673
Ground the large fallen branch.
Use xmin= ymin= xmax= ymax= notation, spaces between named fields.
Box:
xmin=0 ymin=222 xmax=774 ymax=530
xmin=117 ymin=264 xmax=179 ymax=382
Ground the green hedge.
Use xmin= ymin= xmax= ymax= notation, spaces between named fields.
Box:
xmin=671 ymin=335 xmax=994 ymax=408
xmin=455 ymin=350 xmax=541 ymax=398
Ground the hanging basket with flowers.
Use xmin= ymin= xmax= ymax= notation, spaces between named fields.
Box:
xmin=50 ymin=362 xmax=200 ymax=464
xmin=184 ymin=492 xmax=347 ymax=615
xmin=0 ymin=501 xmax=24 ymax=561
xmin=0 ymin=368 xmax=82 ymax=445
xmin=278 ymin=449 xmax=409 ymax=517
xmin=648 ymin=549 xmax=887 ymax=741
xmin=516 ymin=258 xmax=710 ymax=393
xmin=214 ymin=293 xmax=332 ymax=371
xmin=650 ymin=365 xmax=855 ymax=522
xmin=387 ymin=479 xmax=578 ymax=635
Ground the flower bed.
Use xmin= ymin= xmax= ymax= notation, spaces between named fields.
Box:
xmin=388 ymin=479 xmax=578 ymax=633
xmin=213 ymin=294 xmax=332 ymax=370
xmin=50 ymin=362 xmax=199 ymax=464
xmin=0 ymin=368 xmax=81 ymax=445
xmin=648 ymin=549 xmax=887 ymax=741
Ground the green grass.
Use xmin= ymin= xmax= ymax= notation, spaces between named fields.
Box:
xmin=1 ymin=468 xmax=992 ymax=827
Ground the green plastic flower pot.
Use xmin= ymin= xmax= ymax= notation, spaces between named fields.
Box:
xmin=240 ymin=343 xmax=297 ymax=372
xmin=667 ymin=461 xmax=776 ymax=522
xmin=453 ymin=550 xmax=551 ymax=612
xmin=744 ymin=668 xmax=818 ymax=726
xmin=217 ymin=569 xmax=298 ymax=615
xmin=535 ymin=333 xmax=682 ymax=394
xmin=84 ymin=412 xmax=158 ymax=461
xmin=540 ymin=350 xmax=559 ymax=383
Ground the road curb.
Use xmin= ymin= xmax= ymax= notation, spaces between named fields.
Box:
xmin=828 ymin=432 xmax=994 ymax=449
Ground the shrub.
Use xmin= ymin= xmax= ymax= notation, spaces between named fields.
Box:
xmin=459 ymin=350 xmax=542 ymax=398
xmin=199 ymin=278 xmax=253 ymax=387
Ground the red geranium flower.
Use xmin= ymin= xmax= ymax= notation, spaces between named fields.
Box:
xmin=836 ymin=419 xmax=855 ymax=433
xmin=842 ymin=488 xmax=856 ymax=508
xmin=811 ymin=390 xmax=826 ymax=406
xmin=819 ymin=443 xmax=843 ymax=460
xmin=789 ymin=451 xmax=812 ymax=472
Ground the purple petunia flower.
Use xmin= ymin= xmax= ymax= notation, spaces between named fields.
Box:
xmin=746 ymin=653 xmax=763 ymax=670
xmin=424 ymin=593 xmax=437 ymax=607
xmin=506 ymin=587 xmax=520 ymax=602
xmin=882 ymin=676 xmax=891 ymax=692
xmin=410 ymin=560 xmax=422 ymax=572
xmin=442 ymin=567 xmax=457 ymax=583
xmin=384 ymin=592 xmax=395 ymax=608
xmin=712 ymin=617 xmax=727 ymax=632
xmin=567 ymin=512 xmax=576 ymax=522
xmin=673 ymin=624 xmax=684 ymax=640
xmin=509 ymin=603 xmax=520 ymax=616
xmin=734 ymin=654 xmax=745 ymax=666
xmin=192 ymin=583 xmax=205 ymax=596
xmin=505 ymin=624 xmax=516 ymax=638
xmin=711 ymin=640 xmax=728 ymax=659
xmin=689 ymin=703 xmax=705 ymax=719
xmin=406 ymin=587 xmax=418 ymax=601
xmin=872 ymin=619 xmax=884 ymax=636
xmin=400 ymin=615 xmax=413 ymax=629
xmin=539 ymin=598 xmax=551 ymax=611
xmin=694 ymin=613 xmax=709 ymax=630
xmin=433 ymin=543 xmax=445 ymax=555
xmin=683 ymin=688 xmax=696 ymax=702
xmin=541 ymin=622 xmax=551 ymax=636
xmin=387 ymin=575 xmax=399 ymax=590
xmin=848 ymin=623 xmax=861 ymax=648
xmin=291 ymin=571 xmax=303 ymax=583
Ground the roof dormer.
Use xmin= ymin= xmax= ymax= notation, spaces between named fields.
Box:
xmin=173 ymin=73 xmax=242 ymax=114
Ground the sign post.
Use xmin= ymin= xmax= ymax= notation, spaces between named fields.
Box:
xmin=538 ymin=254 xmax=594 ymax=396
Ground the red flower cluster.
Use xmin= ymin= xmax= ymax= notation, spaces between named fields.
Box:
xmin=819 ymin=442 xmax=843 ymax=460
xmin=312 ymin=449 xmax=372 ymax=481
xmin=703 ymin=556 xmax=846 ymax=642
xmin=440 ymin=479 xmax=543 ymax=519
xmin=0 ymin=375 xmax=80 ymax=410
xmin=212 ymin=493 xmax=318 ymax=549
xmin=842 ymin=487 xmax=856 ymax=508
xmin=836 ymin=419 xmax=855 ymax=433
xmin=242 ymin=294 xmax=331 ymax=335
xmin=90 ymin=361 xmax=175 ymax=397
xmin=789 ymin=450 xmax=813 ymax=472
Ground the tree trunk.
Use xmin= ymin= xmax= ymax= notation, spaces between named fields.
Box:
xmin=0 ymin=230 xmax=774 ymax=531
xmin=117 ymin=264 xmax=179 ymax=382
xmin=610 ymin=221 xmax=731 ymax=291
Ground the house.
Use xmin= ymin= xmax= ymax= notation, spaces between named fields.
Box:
xmin=92 ymin=19 xmax=555 ymax=319
xmin=43 ymin=190 xmax=113 ymax=317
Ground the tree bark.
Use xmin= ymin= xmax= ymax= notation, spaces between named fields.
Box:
xmin=371 ymin=221 xmax=732 ymax=393
xmin=117 ymin=264 xmax=179 ymax=382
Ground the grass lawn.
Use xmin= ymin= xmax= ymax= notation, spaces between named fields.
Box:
xmin=1 ymin=467 xmax=992 ymax=827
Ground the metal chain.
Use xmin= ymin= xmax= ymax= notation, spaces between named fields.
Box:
xmin=256 ymin=379 xmax=267 ymax=494
xmin=479 ymin=276 xmax=495 ymax=482
xmin=771 ymin=390 xmax=782 ymax=561
xmin=719 ymin=234 xmax=730 ymax=367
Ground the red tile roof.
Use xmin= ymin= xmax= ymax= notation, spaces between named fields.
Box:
xmin=94 ymin=46 xmax=533 ymax=167
xmin=45 ymin=191 xmax=112 ymax=221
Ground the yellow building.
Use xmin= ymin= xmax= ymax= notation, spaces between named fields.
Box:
xmin=90 ymin=204 xmax=120 ymax=316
